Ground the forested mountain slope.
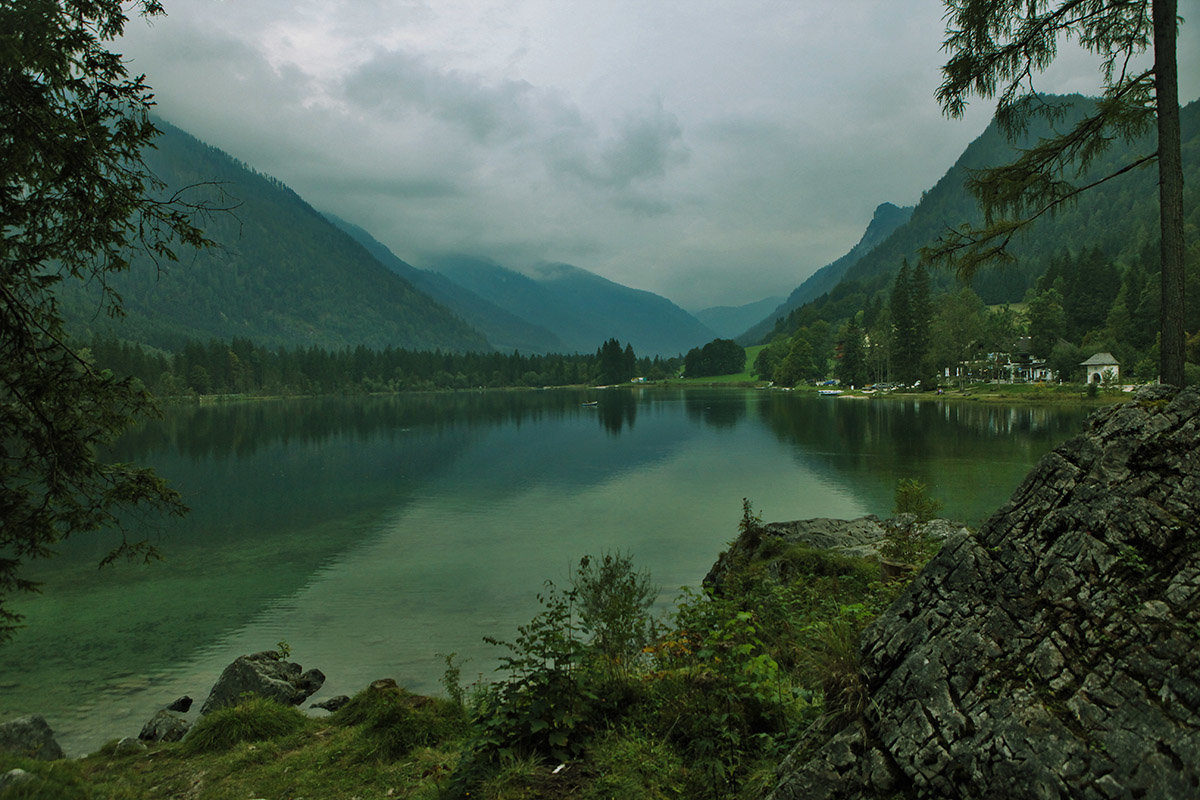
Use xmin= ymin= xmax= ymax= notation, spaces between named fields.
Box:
xmin=428 ymin=256 xmax=717 ymax=356
xmin=60 ymin=121 xmax=490 ymax=353
xmin=325 ymin=215 xmax=565 ymax=354
xmin=764 ymin=96 xmax=1200 ymax=343
xmin=739 ymin=202 xmax=913 ymax=344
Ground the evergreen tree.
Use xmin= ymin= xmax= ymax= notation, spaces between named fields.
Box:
xmin=925 ymin=0 xmax=1187 ymax=386
xmin=836 ymin=317 xmax=868 ymax=388
xmin=889 ymin=261 xmax=930 ymax=384
xmin=595 ymin=338 xmax=632 ymax=384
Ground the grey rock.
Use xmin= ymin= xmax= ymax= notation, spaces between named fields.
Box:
xmin=200 ymin=650 xmax=326 ymax=714
xmin=0 ymin=715 xmax=64 ymax=761
xmin=767 ymin=387 xmax=1200 ymax=800
xmin=705 ymin=516 xmax=886 ymax=592
xmin=113 ymin=736 xmax=148 ymax=755
xmin=166 ymin=695 xmax=193 ymax=713
xmin=310 ymin=695 xmax=351 ymax=712
xmin=705 ymin=514 xmax=968 ymax=593
xmin=139 ymin=709 xmax=191 ymax=743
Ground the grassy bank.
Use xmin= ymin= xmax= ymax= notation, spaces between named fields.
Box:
xmin=0 ymin=509 xmax=921 ymax=800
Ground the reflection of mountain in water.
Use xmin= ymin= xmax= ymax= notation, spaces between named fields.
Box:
xmin=5 ymin=390 xmax=720 ymax=743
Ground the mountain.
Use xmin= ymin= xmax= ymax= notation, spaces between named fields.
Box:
xmin=324 ymin=215 xmax=565 ymax=353
xmin=760 ymin=95 xmax=1200 ymax=342
xmin=738 ymin=202 xmax=913 ymax=344
xmin=60 ymin=120 xmax=490 ymax=353
xmin=427 ymin=256 xmax=717 ymax=356
xmin=693 ymin=296 xmax=786 ymax=339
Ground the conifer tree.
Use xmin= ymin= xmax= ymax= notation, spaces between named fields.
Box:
xmin=924 ymin=0 xmax=1187 ymax=386
xmin=836 ymin=317 xmax=868 ymax=388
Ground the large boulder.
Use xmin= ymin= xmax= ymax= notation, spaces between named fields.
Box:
xmin=199 ymin=651 xmax=326 ymax=715
xmin=767 ymin=386 xmax=1200 ymax=799
xmin=0 ymin=715 xmax=64 ymax=761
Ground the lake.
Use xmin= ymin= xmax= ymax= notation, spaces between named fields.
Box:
xmin=0 ymin=387 xmax=1091 ymax=755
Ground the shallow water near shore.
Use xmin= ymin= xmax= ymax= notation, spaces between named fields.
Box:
xmin=0 ymin=388 xmax=1090 ymax=755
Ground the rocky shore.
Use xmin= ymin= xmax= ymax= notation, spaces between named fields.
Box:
xmin=0 ymin=648 xmax=331 ymax=765
xmin=766 ymin=384 xmax=1200 ymax=799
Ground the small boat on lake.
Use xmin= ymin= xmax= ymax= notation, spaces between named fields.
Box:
xmin=818 ymin=389 xmax=842 ymax=396
xmin=581 ymin=400 xmax=599 ymax=407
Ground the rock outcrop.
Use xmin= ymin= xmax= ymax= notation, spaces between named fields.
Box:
xmin=767 ymin=386 xmax=1200 ymax=800
xmin=199 ymin=651 xmax=326 ymax=715
xmin=705 ymin=515 xmax=964 ymax=593
xmin=0 ymin=715 xmax=64 ymax=761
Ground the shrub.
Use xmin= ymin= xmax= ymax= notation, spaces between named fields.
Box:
xmin=642 ymin=588 xmax=813 ymax=798
xmin=184 ymin=696 xmax=308 ymax=753
xmin=892 ymin=478 xmax=943 ymax=521
xmin=571 ymin=551 xmax=658 ymax=674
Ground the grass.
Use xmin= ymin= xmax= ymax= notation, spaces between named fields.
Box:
xmin=675 ymin=345 xmax=768 ymax=385
xmin=6 ymin=693 xmax=465 ymax=800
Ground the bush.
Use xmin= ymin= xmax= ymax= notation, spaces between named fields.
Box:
xmin=184 ymin=696 xmax=308 ymax=753
xmin=892 ymin=478 xmax=943 ymax=521
xmin=572 ymin=551 xmax=658 ymax=673
xmin=641 ymin=589 xmax=813 ymax=798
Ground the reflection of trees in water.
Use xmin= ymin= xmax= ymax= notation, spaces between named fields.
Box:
xmin=597 ymin=391 xmax=638 ymax=434
xmin=758 ymin=393 xmax=1090 ymax=477
xmin=684 ymin=391 xmax=749 ymax=429
xmin=111 ymin=391 xmax=605 ymax=461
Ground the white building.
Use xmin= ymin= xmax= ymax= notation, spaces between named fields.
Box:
xmin=1080 ymin=352 xmax=1120 ymax=384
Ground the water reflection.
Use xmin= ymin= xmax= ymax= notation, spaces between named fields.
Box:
xmin=756 ymin=393 xmax=1089 ymax=522
xmin=685 ymin=390 xmax=749 ymax=428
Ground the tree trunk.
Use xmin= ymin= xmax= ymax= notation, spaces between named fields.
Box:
xmin=1153 ymin=0 xmax=1185 ymax=387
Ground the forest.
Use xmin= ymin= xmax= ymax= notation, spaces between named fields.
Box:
xmin=754 ymin=244 xmax=1200 ymax=390
xmin=88 ymin=335 xmax=681 ymax=397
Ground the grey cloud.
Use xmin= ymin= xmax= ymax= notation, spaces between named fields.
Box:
xmin=342 ymin=50 xmax=536 ymax=142
xmin=550 ymin=103 xmax=688 ymax=189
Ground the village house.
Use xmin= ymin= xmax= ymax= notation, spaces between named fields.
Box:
xmin=1080 ymin=352 xmax=1120 ymax=384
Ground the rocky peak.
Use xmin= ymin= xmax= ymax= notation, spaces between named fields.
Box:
xmin=767 ymin=385 xmax=1200 ymax=800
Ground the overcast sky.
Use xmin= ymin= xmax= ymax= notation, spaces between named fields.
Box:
xmin=118 ymin=1 xmax=1200 ymax=311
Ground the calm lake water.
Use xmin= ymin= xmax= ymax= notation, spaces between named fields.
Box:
xmin=0 ymin=388 xmax=1090 ymax=755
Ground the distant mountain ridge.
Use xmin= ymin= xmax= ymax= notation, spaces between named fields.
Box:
xmin=427 ymin=256 xmax=717 ymax=356
xmin=60 ymin=120 xmax=490 ymax=353
xmin=738 ymin=202 xmax=913 ymax=344
xmin=694 ymin=296 xmax=786 ymax=340
xmin=324 ymin=215 xmax=565 ymax=353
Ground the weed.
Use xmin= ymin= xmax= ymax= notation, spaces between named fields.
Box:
xmin=439 ymin=651 xmax=468 ymax=708
xmin=1117 ymin=544 xmax=1149 ymax=574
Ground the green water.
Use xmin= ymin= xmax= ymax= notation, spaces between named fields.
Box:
xmin=0 ymin=388 xmax=1090 ymax=755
